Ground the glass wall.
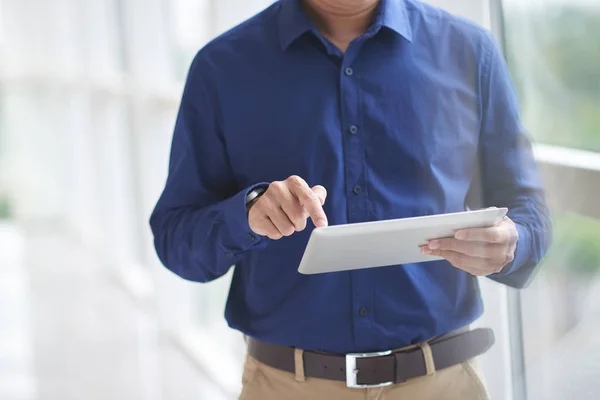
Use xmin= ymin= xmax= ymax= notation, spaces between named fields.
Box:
xmin=0 ymin=0 xmax=272 ymax=395
xmin=504 ymin=0 xmax=600 ymax=152
xmin=503 ymin=0 xmax=600 ymax=399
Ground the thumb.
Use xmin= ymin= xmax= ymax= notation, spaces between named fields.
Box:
xmin=311 ymin=185 xmax=327 ymax=206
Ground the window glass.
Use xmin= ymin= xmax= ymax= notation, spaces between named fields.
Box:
xmin=503 ymin=0 xmax=600 ymax=152
xmin=167 ymin=0 xmax=275 ymax=81
xmin=168 ymin=0 xmax=214 ymax=81
xmin=520 ymin=214 xmax=600 ymax=400
xmin=0 ymin=0 xmax=4 ymax=50
xmin=503 ymin=1 xmax=600 ymax=398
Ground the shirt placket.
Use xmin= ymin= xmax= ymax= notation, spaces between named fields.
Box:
xmin=340 ymin=42 xmax=377 ymax=351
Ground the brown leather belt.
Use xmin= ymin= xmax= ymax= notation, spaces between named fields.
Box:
xmin=247 ymin=328 xmax=494 ymax=388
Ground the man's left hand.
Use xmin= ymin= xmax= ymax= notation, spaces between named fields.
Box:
xmin=421 ymin=217 xmax=519 ymax=276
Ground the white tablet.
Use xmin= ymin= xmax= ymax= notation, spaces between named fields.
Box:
xmin=297 ymin=207 xmax=508 ymax=275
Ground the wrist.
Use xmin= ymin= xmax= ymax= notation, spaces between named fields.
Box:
xmin=246 ymin=186 xmax=267 ymax=215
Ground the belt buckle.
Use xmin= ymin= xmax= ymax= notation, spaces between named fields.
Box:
xmin=345 ymin=350 xmax=394 ymax=389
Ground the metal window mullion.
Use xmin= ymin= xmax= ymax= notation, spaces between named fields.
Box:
xmin=488 ymin=0 xmax=528 ymax=399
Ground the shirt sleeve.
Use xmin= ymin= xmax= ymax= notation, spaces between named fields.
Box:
xmin=477 ymin=32 xmax=553 ymax=289
xmin=150 ymin=51 xmax=269 ymax=283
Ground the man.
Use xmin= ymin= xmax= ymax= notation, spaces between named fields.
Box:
xmin=150 ymin=0 xmax=551 ymax=398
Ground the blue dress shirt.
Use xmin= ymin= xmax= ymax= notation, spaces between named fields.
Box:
xmin=150 ymin=0 xmax=551 ymax=354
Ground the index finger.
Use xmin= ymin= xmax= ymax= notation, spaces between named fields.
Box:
xmin=288 ymin=178 xmax=328 ymax=228
xmin=311 ymin=185 xmax=327 ymax=206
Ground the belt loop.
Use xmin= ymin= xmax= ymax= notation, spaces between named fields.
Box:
xmin=418 ymin=342 xmax=436 ymax=376
xmin=294 ymin=348 xmax=306 ymax=382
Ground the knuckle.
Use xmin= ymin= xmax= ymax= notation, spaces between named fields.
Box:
xmin=286 ymin=210 xmax=302 ymax=222
xmin=304 ymin=190 xmax=318 ymax=202
xmin=459 ymin=231 xmax=471 ymax=240
xmin=499 ymin=231 xmax=510 ymax=243
xmin=287 ymin=175 xmax=304 ymax=186
xmin=489 ymin=232 xmax=501 ymax=243
xmin=281 ymin=223 xmax=295 ymax=236
xmin=293 ymin=216 xmax=307 ymax=231
xmin=269 ymin=181 xmax=284 ymax=193
xmin=284 ymin=206 xmax=305 ymax=225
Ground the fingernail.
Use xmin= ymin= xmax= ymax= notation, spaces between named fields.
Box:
xmin=455 ymin=231 xmax=466 ymax=240
xmin=428 ymin=240 xmax=440 ymax=250
xmin=316 ymin=218 xmax=328 ymax=227
xmin=421 ymin=246 xmax=432 ymax=255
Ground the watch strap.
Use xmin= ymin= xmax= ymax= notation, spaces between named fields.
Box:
xmin=246 ymin=187 xmax=267 ymax=206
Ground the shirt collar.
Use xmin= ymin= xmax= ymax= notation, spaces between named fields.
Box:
xmin=278 ymin=0 xmax=314 ymax=50
xmin=278 ymin=0 xmax=413 ymax=50
xmin=379 ymin=0 xmax=413 ymax=42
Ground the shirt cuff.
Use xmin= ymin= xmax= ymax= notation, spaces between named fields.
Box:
xmin=221 ymin=182 xmax=270 ymax=254
xmin=497 ymin=222 xmax=532 ymax=276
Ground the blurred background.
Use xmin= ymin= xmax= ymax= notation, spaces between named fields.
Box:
xmin=0 ymin=0 xmax=599 ymax=399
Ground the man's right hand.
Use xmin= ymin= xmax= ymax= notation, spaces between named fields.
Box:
xmin=248 ymin=176 xmax=328 ymax=240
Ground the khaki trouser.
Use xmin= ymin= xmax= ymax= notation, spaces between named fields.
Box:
xmin=239 ymin=342 xmax=491 ymax=400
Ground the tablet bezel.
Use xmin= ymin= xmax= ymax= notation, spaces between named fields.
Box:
xmin=297 ymin=207 xmax=508 ymax=275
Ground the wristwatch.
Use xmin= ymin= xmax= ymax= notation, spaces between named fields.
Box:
xmin=246 ymin=186 xmax=267 ymax=212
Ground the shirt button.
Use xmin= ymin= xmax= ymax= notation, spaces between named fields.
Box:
xmin=352 ymin=185 xmax=362 ymax=195
xmin=248 ymin=233 xmax=256 ymax=241
xmin=225 ymin=252 xmax=233 ymax=257
xmin=359 ymin=307 xmax=368 ymax=317
xmin=344 ymin=67 xmax=353 ymax=76
xmin=349 ymin=125 xmax=358 ymax=135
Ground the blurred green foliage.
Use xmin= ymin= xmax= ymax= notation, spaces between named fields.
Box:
xmin=0 ymin=197 xmax=11 ymax=220
xmin=542 ymin=213 xmax=600 ymax=276
xmin=504 ymin=5 xmax=600 ymax=276
xmin=504 ymin=5 xmax=600 ymax=152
